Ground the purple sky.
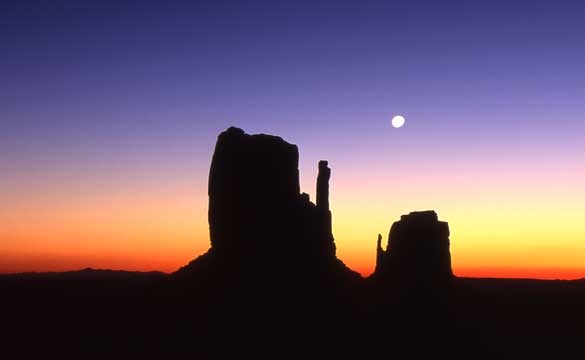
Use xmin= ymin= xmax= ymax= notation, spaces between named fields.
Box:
xmin=2 ymin=1 xmax=585 ymax=276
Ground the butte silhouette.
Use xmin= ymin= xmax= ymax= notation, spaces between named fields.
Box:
xmin=174 ymin=127 xmax=452 ymax=289
xmin=174 ymin=127 xmax=359 ymax=283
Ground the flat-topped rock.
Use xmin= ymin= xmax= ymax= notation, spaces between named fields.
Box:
xmin=175 ymin=127 xmax=358 ymax=285
xmin=375 ymin=210 xmax=453 ymax=285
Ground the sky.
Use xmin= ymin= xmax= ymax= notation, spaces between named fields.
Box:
xmin=2 ymin=0 xmax=585 ymax=278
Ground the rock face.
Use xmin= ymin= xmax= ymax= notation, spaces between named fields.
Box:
xmin=207 ymin=127 xmax=301 ymax=256
xmin=176 ymin=127 xmax=356 ymax=284
xmin=374 ymin=210 xmax=453 ymax=285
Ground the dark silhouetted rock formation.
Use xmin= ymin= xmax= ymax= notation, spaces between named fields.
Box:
xmin=4 ymin=127 xmax=585 ymax=358
xmin=174 ymin=127 xmax=358 ymax=287
xmin=317 ymin=160 xmax=330 ymax=211
xmin=316 ymin=160 xmax=335 ymax=254
xmin=374 ymin=210 xmax=453 ymax=286
xmin=169 ymin=128 xmax=360 ymax=355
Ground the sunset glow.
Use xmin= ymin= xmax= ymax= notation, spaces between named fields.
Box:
xmin=2 ymin=2 xmax=585 ymax=279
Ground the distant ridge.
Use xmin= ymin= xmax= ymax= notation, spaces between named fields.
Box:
xmin=0 ymin=268 xmax=167 ymax=279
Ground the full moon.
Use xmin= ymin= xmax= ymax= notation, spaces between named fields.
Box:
xmin=391 ymin=115 xmax=405 ymax=128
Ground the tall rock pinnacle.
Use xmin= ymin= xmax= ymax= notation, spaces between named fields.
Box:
xmin=317 ymin=160 xmax=331 ymax=211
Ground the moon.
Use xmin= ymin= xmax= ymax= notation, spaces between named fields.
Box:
xmin=392 ymin=115 xmax=405 ymax=128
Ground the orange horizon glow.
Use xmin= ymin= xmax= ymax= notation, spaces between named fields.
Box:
xmin=3 ymin=252 xmax=585 ymax=280
xmin=2 ymin=136 xmax=585 ymax=280
xmin=3 ymin=182 xmax=585 ymax=279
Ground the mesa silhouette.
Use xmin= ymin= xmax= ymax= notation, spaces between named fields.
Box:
xmin=2 ymin=127 xmax=585 ymax=358
xmin=174 ymin=127 xmax=359 ymax=289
